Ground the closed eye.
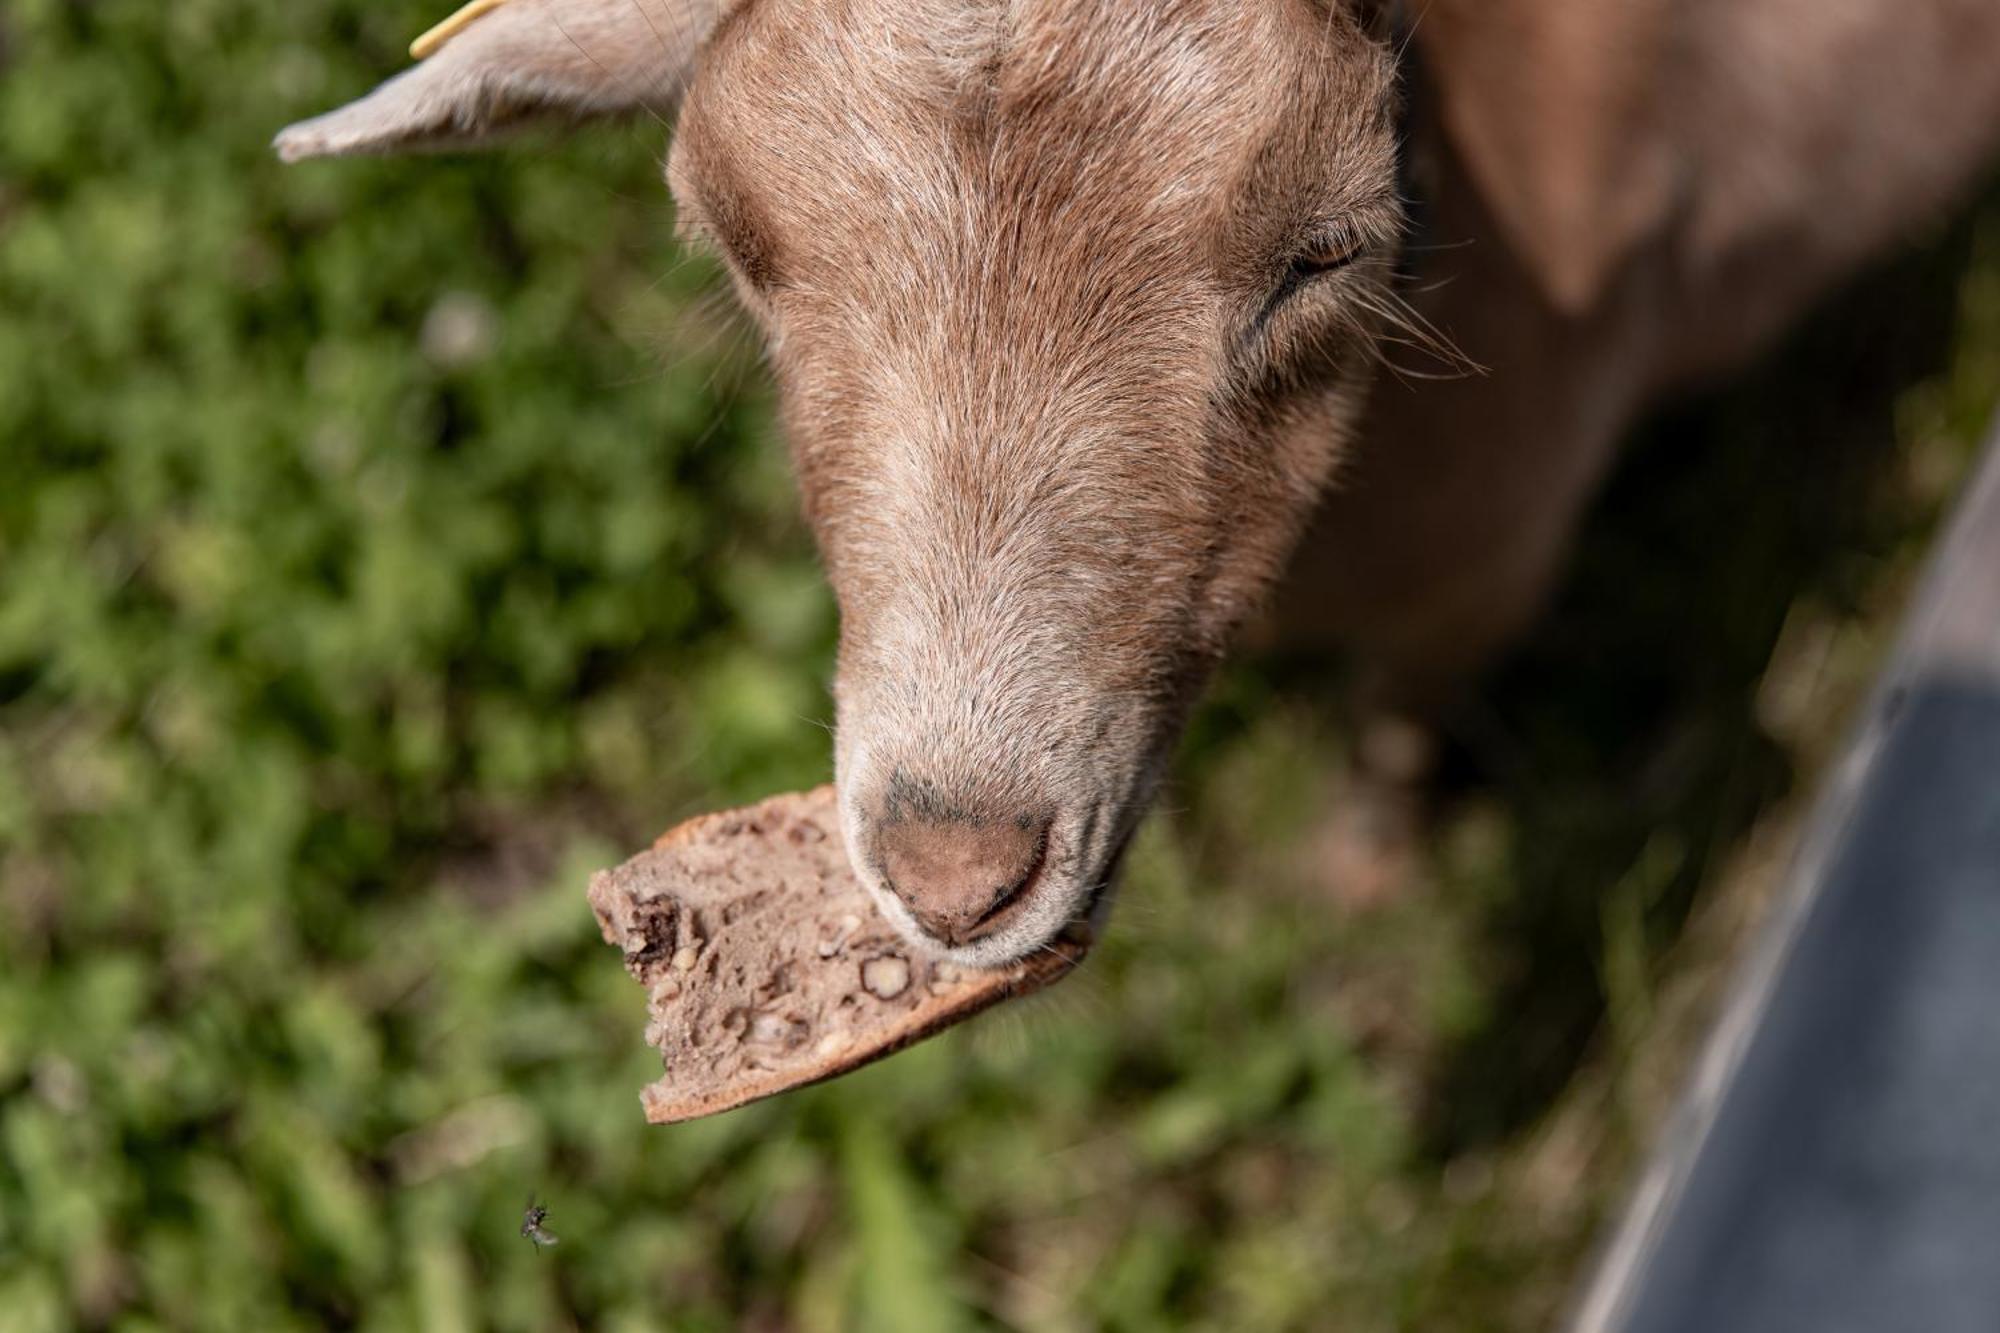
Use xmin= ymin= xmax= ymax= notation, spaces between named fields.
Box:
xmin=1256 ymin=230 xmax=1366 ymax=328
xmin=1291 ymin=234 xmax=1364 ymax=279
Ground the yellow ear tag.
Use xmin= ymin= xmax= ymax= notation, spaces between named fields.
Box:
xmin=409 ymin=0 xmax=514 ymax=60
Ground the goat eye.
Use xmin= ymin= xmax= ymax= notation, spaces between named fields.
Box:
xmin=1289 ymin=235 xmax=1362 ymax=279
xmin=1257 ymin=231 xmax=1365 ymax=327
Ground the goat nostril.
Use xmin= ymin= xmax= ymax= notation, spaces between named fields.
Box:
xmin=876 ymin=812 xmax=1050 ymax=947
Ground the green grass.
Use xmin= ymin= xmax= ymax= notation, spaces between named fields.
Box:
xmin=3 ymin=2 xmax=1997 ymax=1328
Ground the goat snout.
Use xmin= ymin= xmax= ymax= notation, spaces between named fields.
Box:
xmin=875 ymin=809 xmax=1050 ymax=948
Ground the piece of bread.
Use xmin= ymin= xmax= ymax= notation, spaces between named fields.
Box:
xmin=588 ymin=786 xmax=1089 ymax=1124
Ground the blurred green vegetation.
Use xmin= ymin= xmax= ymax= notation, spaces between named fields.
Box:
xmin=2 ymin=1 xmax=1997 ymax=1329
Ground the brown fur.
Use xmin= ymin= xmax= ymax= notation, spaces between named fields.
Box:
xmin=278 ymin=0 xmax=2000 ymax=964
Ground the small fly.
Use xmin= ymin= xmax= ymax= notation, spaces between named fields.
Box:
xmin=520 ymin=1198 xmax=560 ymax=1249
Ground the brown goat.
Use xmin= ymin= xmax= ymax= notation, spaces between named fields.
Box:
xmin=278 ymin=0 xmax=2000 ymax=966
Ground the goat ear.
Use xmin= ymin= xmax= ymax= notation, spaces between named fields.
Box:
xmin=275 ymin=0 xmax=727 ymax=162
xmin=1412 ymin=0 xmax=1679 ymax=315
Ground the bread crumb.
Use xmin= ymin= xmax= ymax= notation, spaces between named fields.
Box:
xmin=861 ymin=956 xmax=911 ymax=1000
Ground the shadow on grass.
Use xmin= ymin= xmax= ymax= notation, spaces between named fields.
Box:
xmin=1406 ymin=214 xmax=1986 ymax=1156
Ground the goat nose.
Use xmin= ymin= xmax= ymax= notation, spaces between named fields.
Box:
xmin=877 ymin=813 xmax=1050 ymax=947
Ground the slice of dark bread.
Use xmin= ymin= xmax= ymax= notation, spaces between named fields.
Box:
xmin=588 ymin=786 xmax=1089 ymax=1124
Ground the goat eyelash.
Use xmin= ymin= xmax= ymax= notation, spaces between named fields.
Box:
xmin=1290 ymin=226 xmax=1366 ymax=276
xmin=1256 ymin=230 xmax=1366 ymax=327
xmin=1289 ymin=214 xmax=1374 ymax=277
xmin=1283 ymin=245 xmax=1360 ymax=287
